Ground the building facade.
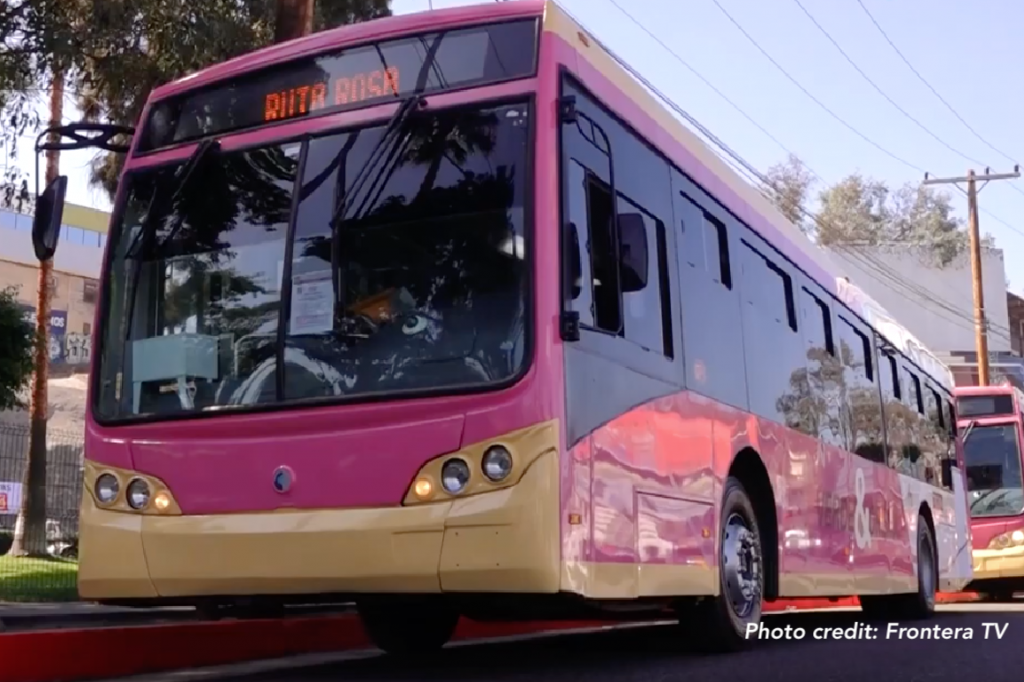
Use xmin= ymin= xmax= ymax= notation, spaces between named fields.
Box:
xmin=826 ymin=244 xmax=1024 ymax=389
xmin=0 ymin=201 xmax=108 ymax=371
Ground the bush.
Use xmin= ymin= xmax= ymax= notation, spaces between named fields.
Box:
xmin=0 ymin=530 xmax=13 ymax=555
xmin=0 ymin=286 xmax=35 ymax=410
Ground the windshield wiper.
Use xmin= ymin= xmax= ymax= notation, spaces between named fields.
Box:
xmin=121 ymin=138 xmax=221 ymax=350
xmin=962 ymin=419 xmax=979 ymax=443
xmin=325 ymin=34 xmax=445 ymax=315
xmin=970 ymin=487 xmax=1010 ymax=514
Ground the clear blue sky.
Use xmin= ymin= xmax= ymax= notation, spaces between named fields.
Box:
xmin=18 ymin=0 xmax=1024 ymax=290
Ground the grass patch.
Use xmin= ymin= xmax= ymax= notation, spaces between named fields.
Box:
xmin=0 ymin=555 xmax=78 ymax=602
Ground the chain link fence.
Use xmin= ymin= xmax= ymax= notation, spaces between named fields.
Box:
xmin=0 ymin=423 xmax=83 ymax=602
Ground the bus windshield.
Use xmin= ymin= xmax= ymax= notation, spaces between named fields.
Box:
xmin=94 ymin=101 xmax=530 ymax=421
xmin=964 ymin=423 xmax=1024 ymax=518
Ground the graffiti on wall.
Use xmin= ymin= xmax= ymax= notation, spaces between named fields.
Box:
xmin=64 ymin=332 xmax=91 ymax=365
xmin=17 ymin=306 xmax=91 ymax=366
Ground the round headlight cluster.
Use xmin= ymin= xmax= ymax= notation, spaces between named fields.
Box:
xmin=482 ymin=445 xmax=513 ymax=481
xmin=95 ymin=473 xmax=120 ymax=504
xmin=435 ymin=445 xmax=515 ymax=497
xmin=127 ymin=479 xmax=151 ymax=510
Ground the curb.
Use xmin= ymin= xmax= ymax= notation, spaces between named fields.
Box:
xmin=0 ymin=593 xmax=980 ymax=682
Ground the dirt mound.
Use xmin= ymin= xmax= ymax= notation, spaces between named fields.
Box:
xmin=0 ymin=374 xmax=87 ymax=435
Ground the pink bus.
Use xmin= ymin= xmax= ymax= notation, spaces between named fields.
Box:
xmin=30 ymin=0 xmax=971 ymax=653
xmin=956 ymin=384 xmax=1024 ymax=601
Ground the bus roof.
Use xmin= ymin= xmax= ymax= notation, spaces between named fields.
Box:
xmin=149 ymin=0 xmax=545 ymax=101
xmin=956 ymin=384 xmax=1023 ymax=398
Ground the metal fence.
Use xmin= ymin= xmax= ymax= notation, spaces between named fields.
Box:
xmin=0 ymin=423 xmax=84 ymax=602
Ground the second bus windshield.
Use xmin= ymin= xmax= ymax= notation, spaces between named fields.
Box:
xmin=964 ymin=423 xmax=1024 ymax=517
xmin=95 ymin=101 xmax=530 ymax=420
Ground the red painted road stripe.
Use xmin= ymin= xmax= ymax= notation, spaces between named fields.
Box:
xmin=0 ymin=593 xmax=979 ymax=682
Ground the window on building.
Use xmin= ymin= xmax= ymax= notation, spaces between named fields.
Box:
xmin=83 ymin=279 xmax=98 ymax=304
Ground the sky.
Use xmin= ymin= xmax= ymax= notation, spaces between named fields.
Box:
xmin=14 ymin=0 xmax=1024 ymax=291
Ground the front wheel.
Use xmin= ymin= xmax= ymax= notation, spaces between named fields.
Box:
xmin=357 ymin=598 xmax=459 ymax=656
xmin=678 ymin=476 xmax=764 ymax=652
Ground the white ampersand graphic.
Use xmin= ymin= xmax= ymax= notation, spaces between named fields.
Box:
xmin=853 ymin=468 xmax=872 ymax=550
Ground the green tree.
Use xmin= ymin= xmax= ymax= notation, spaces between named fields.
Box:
xmin=0 ymin=286 xmax=35 ymax=410
xmin=762 ymin=153 xmax=815 ymax=237
xmin=761 ymin=155 xmax=991 ymax=267
xmin=77 ymin=0 xmax=391 ymax=199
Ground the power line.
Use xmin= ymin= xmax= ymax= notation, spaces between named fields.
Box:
xmin=791 ymin=0 xmax=987 ymax=167
xmin=853 ymin=0 xmax=1019 ymax=168
xmin=708 ymin=0 xmax=1024 ymax=239
xmin=604 ymin=0 xmax=824 ymax=183
xmin=709 ymin=0 xmax=921 ymax=173
xmin=584 ymin=1 xmax=1023 ymax=337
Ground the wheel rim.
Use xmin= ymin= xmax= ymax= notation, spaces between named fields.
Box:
xmin=919 ymin=532 xmax=936 ymax=608
xmin=722 ymin=512 xmax=762 ymax=620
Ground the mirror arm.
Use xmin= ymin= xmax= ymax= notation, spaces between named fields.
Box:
xmin=34 ymin=122 xmax=135 ymax=200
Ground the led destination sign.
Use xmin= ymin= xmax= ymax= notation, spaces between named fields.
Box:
xmin=263 ymin=67 xmax=401 ymax=121
xmin=140 ymin=19 xmax=537 ymax=152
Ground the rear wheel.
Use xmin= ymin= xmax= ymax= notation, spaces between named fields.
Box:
xmin=678 ymin=476 xmax=764 ymax=652
xmin=357 ymin=598 xmax=459 ymax=656
xmin=860 ymin=516 xmax=936 ymax=620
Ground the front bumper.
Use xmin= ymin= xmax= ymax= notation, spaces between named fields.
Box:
xmin=78 ymin=445 xmax=561 ymax=600
xmin=972 ymin=545 xmax=1024 ymax=581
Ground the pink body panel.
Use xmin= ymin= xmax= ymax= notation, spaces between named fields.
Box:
xmin=955 ymin=386 xmax=1024 ymax=549
xmin=546 ymin=27 xmax=924 ymax=586
xmin=88 ymin=87 xmax=563 ymax=516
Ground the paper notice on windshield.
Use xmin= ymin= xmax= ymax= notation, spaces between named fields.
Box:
xmin=290 ymin=271 xmax=334 ymax=335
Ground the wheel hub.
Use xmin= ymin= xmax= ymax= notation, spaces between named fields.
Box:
xmin=722 ymin=513 xmax=762 ymax=619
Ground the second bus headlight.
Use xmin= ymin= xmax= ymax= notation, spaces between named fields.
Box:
xmin=482 ymin=445 xmax=513 ymax=481
xmin=127 ymin=479 xmax=151 ymax=510
xmin=441 ymin=458 xmax=471 ymax=494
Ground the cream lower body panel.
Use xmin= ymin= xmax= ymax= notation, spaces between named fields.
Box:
xmin=972 ymin=546 xmax=1024 ymax=581
xmin=80 ymin=450 xmax=562 ymax=600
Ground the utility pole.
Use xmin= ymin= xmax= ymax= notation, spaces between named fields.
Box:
xmin=10 ymin=69 xmax=64 ymax=557
xmin=273 ymin=0 xmax=314 ymax=43
xmin=923 ymin=166 xmax=1021 ymax=386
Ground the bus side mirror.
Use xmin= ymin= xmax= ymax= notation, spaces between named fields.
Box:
xmin=618 ymin=212 xmax=648 ymax=293
xmin=941 ymin=458 xmax=954 ymax=489
xmin=32 ymin=175 xmax=68 ymax=261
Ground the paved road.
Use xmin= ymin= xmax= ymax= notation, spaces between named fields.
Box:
xmin=115 ymin=605 xmax=1023 ymax=682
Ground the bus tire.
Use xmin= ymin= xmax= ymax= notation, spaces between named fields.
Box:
xmin=357 ymin=599 xmax=459 ymax=656
xmin=860 ymin=515 xmax=937 ymax=621
xmin=678 ymin=476 xmax=764 ymax=652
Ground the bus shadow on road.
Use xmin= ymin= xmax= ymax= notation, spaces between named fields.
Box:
xmin=269 ymin=610 xmax=977 ymax=682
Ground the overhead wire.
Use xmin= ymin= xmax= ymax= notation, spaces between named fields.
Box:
xmin=577 ymin=0 xmax=1018 ymax=347
xmin=709 ymin=0 xmax=1024 ymax=240
xmin=852 ymin=0 xmax=1021 ymax=170
xmin=790 ymin=0 xmax=987 ymax=168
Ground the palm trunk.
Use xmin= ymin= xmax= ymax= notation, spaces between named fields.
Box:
xmin=274 ymin=0 xmax=314 ymax=43
xmin=10 ymin=68 xmax=64 ymax=558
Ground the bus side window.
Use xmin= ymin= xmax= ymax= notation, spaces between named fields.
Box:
xmin=836 ymin=316 xmax=884 ymax=463
xmin=877 ymin=347 xmax=905 ymax=469
xmin=923 ymin=387 xmax=949 ymax=489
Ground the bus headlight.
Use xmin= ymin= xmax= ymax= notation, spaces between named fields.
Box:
xmin=95 ymin=473 xmax=120 ymax=504
xmin=127 ymin=479 xmax=151 ymax=510
xmin=482 ymin=445 xmax=513 ymax=481
xmin=441 ymin=458 xmax=471 ymax=494
xmin=989 ymin=529 xmax=1024 ymax=549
